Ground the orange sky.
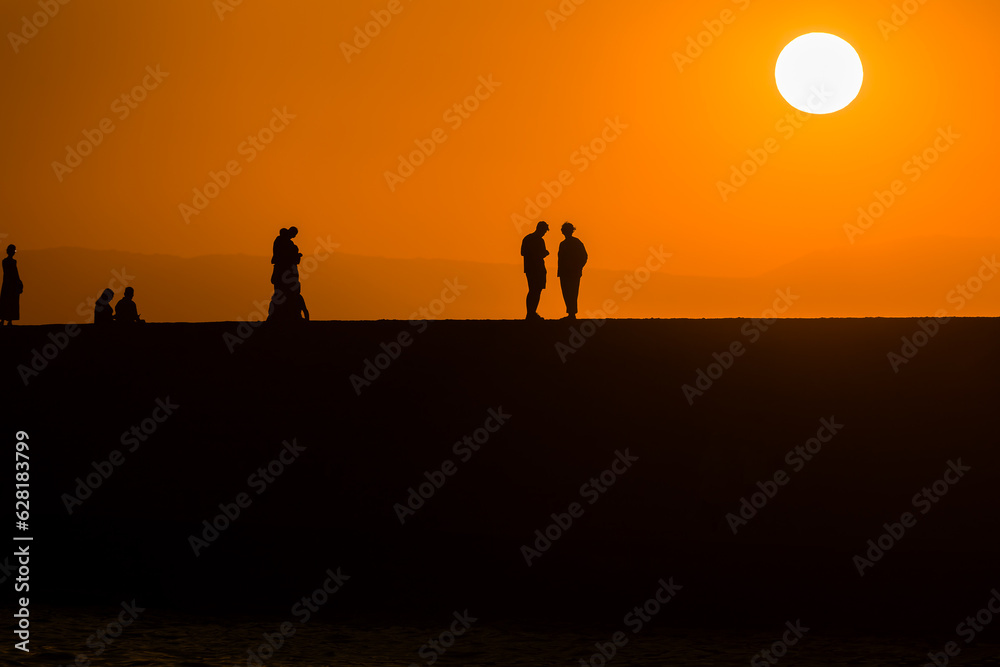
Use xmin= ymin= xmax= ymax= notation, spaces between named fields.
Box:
xmin=2 ymin=0 xmax=998 ymax=280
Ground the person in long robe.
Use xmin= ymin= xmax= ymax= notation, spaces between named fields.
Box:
xmin=0 ymin=244 xmax=23 ymax=325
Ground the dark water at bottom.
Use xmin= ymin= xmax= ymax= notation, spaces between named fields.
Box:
xmin=5 ymin=607 xmax=1000 ymax=666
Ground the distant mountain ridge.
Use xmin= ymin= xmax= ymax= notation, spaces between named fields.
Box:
xmin=10 ymin=236 xmax=1000 ymax=324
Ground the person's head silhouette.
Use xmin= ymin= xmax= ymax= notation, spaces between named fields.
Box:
xmin=100 ymin=289 xmax=114 ymax=304
xmin=535 ymin=221 xmax=549 ymax=235
xmin=561 ymin=222 xmax=576 ymax=238
xmin=288 ymin=226 xmax=299 ymax=238
xmin=123 ymin=286 xmax=134 ymax=299
xmin=6 ymin=244 xmax=14 ymax=257
xmin=279 ymin=227 xmax=290 ymax=238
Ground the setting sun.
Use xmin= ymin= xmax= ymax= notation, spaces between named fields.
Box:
xmin=775 ymin=32 xmax=864 ymax=114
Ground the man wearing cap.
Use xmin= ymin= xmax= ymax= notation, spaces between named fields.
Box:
xmin=557 ymin=222 xmax=587 ymax=320
xmin=520 ymin=221 xmax=550 ymax=320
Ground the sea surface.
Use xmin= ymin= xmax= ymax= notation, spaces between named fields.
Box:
xmin=5 ymin=607 xmax=1000 ymax=666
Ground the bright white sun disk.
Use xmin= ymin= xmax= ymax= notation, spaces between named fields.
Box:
xmin=775 ymin=33 xmax=863 ymax=114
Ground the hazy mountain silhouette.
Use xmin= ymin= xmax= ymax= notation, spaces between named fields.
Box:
xmin=13 ymin=236 xmax=999 ymax=324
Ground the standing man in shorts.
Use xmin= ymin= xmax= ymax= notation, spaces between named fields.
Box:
xmin=520 ymin=221 xmax=550 ymax=320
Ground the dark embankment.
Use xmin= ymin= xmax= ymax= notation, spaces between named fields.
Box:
xmin=4 ymin=318 xmax=999 ymax=636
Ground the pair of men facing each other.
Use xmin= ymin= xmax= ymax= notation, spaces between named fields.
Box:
xmin=521 ymin=221 xmax=587 ymax=320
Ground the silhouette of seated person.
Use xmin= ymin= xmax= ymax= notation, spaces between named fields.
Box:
xmin=289 ymin=291 xmax=309 ymax=322
xmin=94 ymin=289 xmax=115 ymax=325
xmin=267 ymin=287 xmax=309 ymax=324
xmin=114 ymin=286 xmax=145 ymax=324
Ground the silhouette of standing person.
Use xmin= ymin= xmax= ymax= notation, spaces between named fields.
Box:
xmin=271 ymin=226 xmax=302 ymax=292
xmin=271 ymin=228 xmax=288 ymax=268
xmin=94 ymin=289 xmax=115 ymax=325
xmin=270 ymin=228 xmax=287 ymax=321
xmin=557 ymin=222 xmax=587 ymax=320
xmin=520 ymin=221 xmax=549 ymax=320
xmin=285 ymin=226 xmax=302 ymax=293
xmin=271 ymin=228 xmax=291 ymax=288
xmin=268 ymin=227 xmax=304 ymax=325
xmin=0 ymin=244 xmax=23 ymax=326
xmin=114 ymin=287 xmax=144 ymax=324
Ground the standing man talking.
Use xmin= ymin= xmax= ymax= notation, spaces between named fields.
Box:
xmin=520 ymin=221 xmax=550 ymax=320
xmin=557 ymin=222 xmax=587 ymax=320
